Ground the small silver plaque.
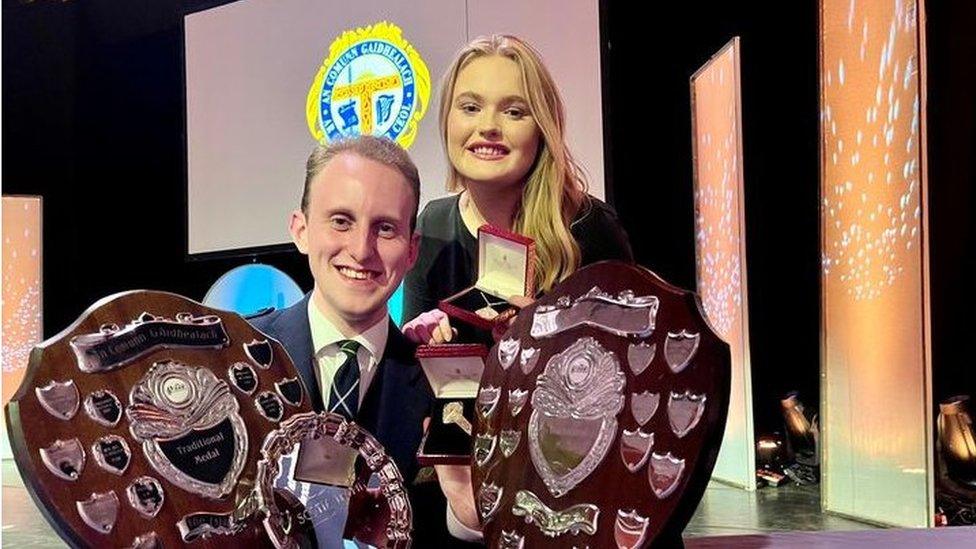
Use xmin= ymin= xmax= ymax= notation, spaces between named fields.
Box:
xmin=474 ymin=433 xmax=496 ymax=468
xmin=519 ymin=347 xmax=540 ymax=375
xmin=627 ymin=342 xmax=656 ymax=375
xmin=498 ymin=337 xmax=520 ymax=370
xmin=127 ymin=476 xmax=165 ymax=518
xmin=477 ymin=385 xmax=501 ymax=419
xmin=619 ymin=429 xmax=654 ymax=473
xmin=478 ymin=481 xmax=503 ymax=523
xmin=76 ymin=491 xmax=120 ymax=534
xmin=228 ymin=362 xmax=258 ymax=394
xmin=84 ymin=389 xmax=123 ymax=427
xmin=36 ymin=379 xmax=80 ymax=420
xmin=256 ymin=391 xmax=285 ymax=422
xmin=92 ymin=435 xmax=131 ymax=475
xmin=614 ymin=509 xmax=650 ymax=549
xmin=40 ymin=438 xmax=85 ymax=481
xmin=630 ymin=391 xmax=660 ymax=426
xmin=244 ymin=339 xmax=273 ymax=369
xmin=668 ymin=390 xmax=706 ymax=438
xmin=664 ymin=330 xmax=700 ymax=373
xmin=500 ymin=429 xmax=521 ymax=458
xmin=508 ymin=388 xmax=529 ymax=418
xmin=649 ymin=452 xmax=685 ymax=499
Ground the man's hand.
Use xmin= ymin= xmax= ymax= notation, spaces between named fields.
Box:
xmin=403 ymin=309 xmax=457 ymax=345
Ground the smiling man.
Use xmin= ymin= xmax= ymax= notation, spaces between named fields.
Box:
xmin=251 ymin=136 xmax=480 ymax=546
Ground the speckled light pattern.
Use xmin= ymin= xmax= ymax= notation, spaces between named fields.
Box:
xmin=2 ymin=197 xmax=42 ymax=406
xmin=821 ymin=0 xmax=921 ymax=301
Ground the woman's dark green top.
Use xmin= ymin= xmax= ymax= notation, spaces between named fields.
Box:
xmin=402 ymin=194 xmax=634 ymax=343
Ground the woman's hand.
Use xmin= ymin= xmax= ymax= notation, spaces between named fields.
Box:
xmin=402 ymin=309 xmax=457 ymax=345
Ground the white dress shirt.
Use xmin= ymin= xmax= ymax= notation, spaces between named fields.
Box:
xmin=307 ymin=298 xmax=388 ymax=409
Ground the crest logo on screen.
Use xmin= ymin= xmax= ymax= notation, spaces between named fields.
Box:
xmin=306 ymin=21 xmax=430 ymax=148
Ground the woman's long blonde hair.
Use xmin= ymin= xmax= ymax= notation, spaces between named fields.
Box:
xmin=439 ymin=34 xmax=588 ymax=293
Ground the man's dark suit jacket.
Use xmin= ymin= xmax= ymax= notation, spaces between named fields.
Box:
xmin=250 ymin=293 xmax=479 ymax=547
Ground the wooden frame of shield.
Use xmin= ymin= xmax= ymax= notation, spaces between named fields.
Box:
xmin=4 ymin=290 xmax=314 ymax=548
xmin=471 ymin=261 xmax=731 ymax=548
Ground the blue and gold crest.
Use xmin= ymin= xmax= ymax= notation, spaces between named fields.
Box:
xmin=306 ymin=21 xmax=430 ymax=148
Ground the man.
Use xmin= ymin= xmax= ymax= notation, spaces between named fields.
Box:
xmin=251 ymin=136 xmax=479 ymax=546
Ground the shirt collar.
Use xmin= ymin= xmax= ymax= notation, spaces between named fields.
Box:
xmin=307 ymin=296 xmax=388 ymax=364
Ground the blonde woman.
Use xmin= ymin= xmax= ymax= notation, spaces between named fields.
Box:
xmin=402 ymin=34 xmax=633 ymax=345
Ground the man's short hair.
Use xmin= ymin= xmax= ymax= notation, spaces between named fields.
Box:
xmin=301 ymin=136 xmax=421 ymax=232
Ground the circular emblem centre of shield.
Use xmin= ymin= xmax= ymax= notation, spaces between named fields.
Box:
xmin=127 ymin=360 xmax=247 ymax=499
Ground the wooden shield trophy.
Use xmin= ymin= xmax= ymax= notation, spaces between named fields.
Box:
xmin=4 ymin=290 xmax=315 ymax=547
xmin=471 ymin=262 xmax=731 ymax=548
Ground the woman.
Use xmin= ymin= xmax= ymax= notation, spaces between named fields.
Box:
xmin=402 ymin=34 xmax=633 ymax=345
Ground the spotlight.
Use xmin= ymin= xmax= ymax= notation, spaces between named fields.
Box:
xmin=938 ymin=395 xmax=976 ymax=488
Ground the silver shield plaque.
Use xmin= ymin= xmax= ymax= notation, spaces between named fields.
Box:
xmin=76 ymin=491 xmax=120 ymax=534
xmin=40 ymin=438 xmax=85 ymax=481
xmin=127 ymin=360 xmax=247 ymax=499
xmin=126 ymin=476 xmax=165 ymax=518
xmin=528 ymin=337 xmax=625 ymax=497
xmin=35 ymin=379 xmax=80 ymax=420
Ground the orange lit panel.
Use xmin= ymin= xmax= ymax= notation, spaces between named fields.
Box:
xmin=2 ymin=196 xmax=43 ymax=458
xmin=821 ymin=0 xmax=930 ymax=527
xmin=690 ymin=37 xmax=755 ymax=490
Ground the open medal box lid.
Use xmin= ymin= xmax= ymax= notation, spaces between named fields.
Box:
xmin=439 ymin=224 xmax=536 ymax=330
xmin=415 ymin=344 xmax=488 ymax=465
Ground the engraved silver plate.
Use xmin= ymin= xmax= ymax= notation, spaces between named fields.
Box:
xmin=127 ymin=360 xmax=247 ymax=499
xmin=127 ymin=476 xmax=164 ymax=518
xmin=228 ymin=362 xmax=257 ymax=394
xmin=627 ymin=342 xmax=656 ymax=375
xmin=528 ymin=337 xmax=625 ymax=497
xmin=531 ymin=286 xmax=659 ymax=338
xmin=614 ymin=509 xmax=650 ymax=549
xmin=35 ymin=379 xmax=80 ymax=420
xmin=275 ymin=376 xmax=304 ymax=407
xmin=499 ymin=529 xmax=525 ymax=549
xmin=256 ymin=391 xmax=285 ymax=422
xmin=478 ymin=481 xmax=503 ymax=523
xmin=244 ymin=339 xmax=273 ymax=369
xmin=478 ymin=385 xmax=501 ymax=419
xmin=177 ymin=511 xmax=241 ymax=541
xmin=92 ymin=435 xmax=131 ymax=475
xmin=498 ymin=337 xmax=520 ymax=370
xmin=40 ymin=438 xmax=85 ymax=480
xmin=649 ymin=452 xmax=685 ymax=498
xmin=84 ymin=389 xmax=123 ymax=427
xmin=620 ymin=429 xmax=654 ymax=473
xmin=71 ymin=313 xmax=227 ymax=373
xmin=630 ymin=391 xmax=660 ymax=426
xmin=511 ymin=490 xmax=600 ymax=537
xmin=474 ymin=433 xmax=497 ymax=467
xmin=664 ymin=330 xmax=700 ymax=373
xmin=668 ymin=391 xmax=706 ymax=438
xmin=500 ymin=429 xmax=522 ymax=458
xmin=519 ymin=347 xmax=540 ymax=375
xmin=508 ymin=388 xmax=529 ymax=418
xmin=76 ymin=491 xmax=120 ymax=534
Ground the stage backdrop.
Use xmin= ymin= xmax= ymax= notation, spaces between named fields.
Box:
xmin=184 ymin=0 xmax=604 ymax=255
xmin=820 ymin=0 xmax=932 ymax=527
xmin=1 ymin=196 xmax=43 ymax=459
xmin=690 ymin=37 xmax=756 ymax=491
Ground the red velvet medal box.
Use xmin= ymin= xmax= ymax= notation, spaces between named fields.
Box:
xmin=415 ymin=343 xmax=488 ymax=465
xmin=4 ymin=290 xmax=314 ymax=548
xmin=471 ymin=262 xmax=731 ymax=548
xmin=439 ymin=224 xmax=536 ymax=331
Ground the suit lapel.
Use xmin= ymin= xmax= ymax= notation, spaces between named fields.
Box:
xmin=271 ymin=293 xmax=322 ymax=411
